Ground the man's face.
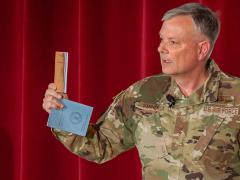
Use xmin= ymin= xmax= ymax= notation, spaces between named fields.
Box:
xmin=158 ymin=15 xmax=204 ymax=76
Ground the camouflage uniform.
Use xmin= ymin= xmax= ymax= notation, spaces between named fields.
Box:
xmin=52 ymin=60 xmax=240 ymax=180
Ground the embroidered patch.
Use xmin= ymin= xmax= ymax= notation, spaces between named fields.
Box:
xmin=134 ymin=102 xmax=164 ymax=113
xmin=203 ymin=105 xmax=239 ymax=116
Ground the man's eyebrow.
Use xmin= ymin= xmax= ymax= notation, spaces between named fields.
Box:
xmin=159 ymin=34 xmax=178 ymax=40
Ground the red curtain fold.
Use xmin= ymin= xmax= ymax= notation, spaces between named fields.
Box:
xmin=1 ymin=0 xmax=240 ymax=180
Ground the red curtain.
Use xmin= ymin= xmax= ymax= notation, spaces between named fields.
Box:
xmin=1 ymin=0 xmax=240 ymax=180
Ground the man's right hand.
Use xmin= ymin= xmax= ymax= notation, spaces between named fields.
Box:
xmin=42 ymin=83 xmax=64 ymax=114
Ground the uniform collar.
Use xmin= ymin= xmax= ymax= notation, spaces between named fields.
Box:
xmin=161 ymin=60 xmax=221 ymax=106
xmin=203 ymin=60 xmax=221 ymax=103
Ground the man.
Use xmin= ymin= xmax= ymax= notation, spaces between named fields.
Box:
xmin=43 ymin=3 xmax=240 ymax=180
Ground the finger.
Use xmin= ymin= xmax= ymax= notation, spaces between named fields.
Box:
xmin=43 ymin=96 xmax=64 ymax=108
xmin=43 ymin=100 xmax=63 ymax=113
xmin=45 ymin=89 xmax=62 ymax=99
xmin=42 ymin=101 xmax=51 ymax=113
xmin=62 ymin=93 xmax=68 ymax=99
xmin=48 ymin=83 xmax=57 ymax=90
xmin=44 ymin=96 xmax=64 ymax=108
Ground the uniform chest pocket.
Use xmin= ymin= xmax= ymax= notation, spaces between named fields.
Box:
xmin=135 ymin=113 xmax=169 ymax=163
xmin=140 ymin=137 xmax=168 ymax=160
xmin=189 ymin=115 xmax=240 ymax=170
xmin=201 ymin=133 xmax=239 ymax=164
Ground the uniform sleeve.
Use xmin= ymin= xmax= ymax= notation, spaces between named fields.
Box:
xmin=238 ymin=130 xmax=240 ymax=158
xmin=51 ymin=89 xmax=137 ymax=164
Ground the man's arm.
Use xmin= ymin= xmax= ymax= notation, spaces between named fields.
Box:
xmin=43 ymin=84 xmax=136 ymax=163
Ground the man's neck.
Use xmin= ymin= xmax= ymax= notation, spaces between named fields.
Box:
xmin=172 ymin=69 xmax=209 ymax=97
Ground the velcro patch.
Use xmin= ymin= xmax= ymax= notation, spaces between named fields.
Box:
xmin=134 ymin=102 xmax=163 ymax=113
xmin=203 ymin=105 xmax=239 ymax=116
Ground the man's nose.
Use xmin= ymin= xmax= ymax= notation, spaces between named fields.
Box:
xmin=158 ymin=42 xmax=169 ymax=54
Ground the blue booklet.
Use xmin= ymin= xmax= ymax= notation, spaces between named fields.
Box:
xmin=47 ymin=99 xmax=93 ymax=136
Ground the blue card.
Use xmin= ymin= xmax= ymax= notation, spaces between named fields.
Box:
xmin=47 ymin=99 xmax=93 ymax=136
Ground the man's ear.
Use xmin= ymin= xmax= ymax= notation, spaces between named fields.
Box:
xmin=198 ymin=41 xmax=211 ymax=61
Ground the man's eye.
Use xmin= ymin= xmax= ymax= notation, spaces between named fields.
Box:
xmin=170 ymin=40 xmax=177 ymax=44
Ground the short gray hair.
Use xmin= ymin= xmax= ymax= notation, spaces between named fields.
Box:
xmin=162 ymin=3 xmax=220 ymax=46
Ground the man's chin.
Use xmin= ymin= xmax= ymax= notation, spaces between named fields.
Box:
xmin=161 ymin=69 xmax=175 ymax=75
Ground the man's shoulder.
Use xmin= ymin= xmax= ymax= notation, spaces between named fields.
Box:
xmin=218 ymin=71 xmax=240 ymax=103
xmin=219 ymin=71 xmax=240 ymax=88
xmin=134 ymin=73 xmax=170 ymax=86
xmin=124 ymin=73 xmax=171 ymax=101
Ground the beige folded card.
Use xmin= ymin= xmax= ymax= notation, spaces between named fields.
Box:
xmin=54 ymin=51 xmax=68 ymax=93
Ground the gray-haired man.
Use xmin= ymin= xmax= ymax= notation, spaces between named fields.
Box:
xmin=43 ymin=3 xmax=240 ymax=180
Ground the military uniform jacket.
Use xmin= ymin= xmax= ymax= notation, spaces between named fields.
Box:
xmin=52 ymin=61 xmax=240 ymax=180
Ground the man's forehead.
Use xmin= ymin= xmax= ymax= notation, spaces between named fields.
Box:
xmin=159 ymin=15 xmax=197 ymax=36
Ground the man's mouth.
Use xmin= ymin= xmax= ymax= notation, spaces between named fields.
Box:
xmin=161 ymin=58 xmax=172 ymax=63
